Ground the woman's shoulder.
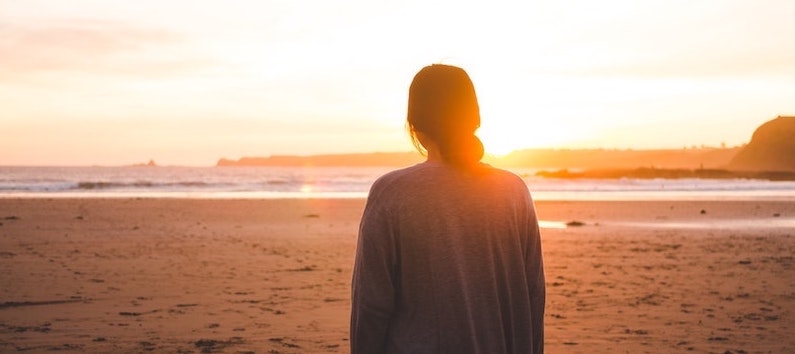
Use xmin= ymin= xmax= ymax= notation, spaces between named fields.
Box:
xmin=370 ymin=163 xmax=428 ymax=191
xmin=369 ymin=162 xmax=527 ymax=196
xmin=363 ymin=164 xmax=431 ymax=212
xmin=475 ymin=165 xmax=535 ymax=205
xmin=374 ymin=162 xmax=524 ymax=185
xmin=478 ymin=164 xmax=527 ymax=185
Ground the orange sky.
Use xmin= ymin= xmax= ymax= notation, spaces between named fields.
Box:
xmin=1 ymin=0 xmax=794 ymax=166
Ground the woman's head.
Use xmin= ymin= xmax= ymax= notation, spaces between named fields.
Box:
xmin=407 ymin=64 xmax=484 ymax=168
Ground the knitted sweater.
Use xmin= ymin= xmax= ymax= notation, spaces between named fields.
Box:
xmin=351 ymin=162 xmax=545 ymax=353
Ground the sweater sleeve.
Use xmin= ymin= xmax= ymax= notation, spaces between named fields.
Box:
xmin=350 ymin=197 xmax=397 ymax=354
xmin=525 ymin=195 xmax=546 ymax=353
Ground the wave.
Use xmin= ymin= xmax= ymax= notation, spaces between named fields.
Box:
xmin=3 ymin=179 xmax=332 ymax=193
xmin=2 ymin=166 xmax=794 ymax=200
xmin=0 ymin=181 xmax=219 ymax=192
xmin=76 ymin=181 xmax=212 ymax=190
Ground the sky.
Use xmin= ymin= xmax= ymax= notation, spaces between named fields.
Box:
xmin=1 ymin=0 xmax=794 ymax=166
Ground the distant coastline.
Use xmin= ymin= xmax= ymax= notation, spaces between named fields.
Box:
xmin=217 ymin=152 xmax=423 ymax=168
xmin=216 ymin=147 xmax=795 ymax=181
xmin=218 ymin=116 xmax=794 ymax=180
xmin=216 ymin=147 xmax=740 ymax=170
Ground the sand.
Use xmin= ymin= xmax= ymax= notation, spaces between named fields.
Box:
xmin=0 ymin=198 xmax=793 ymax=353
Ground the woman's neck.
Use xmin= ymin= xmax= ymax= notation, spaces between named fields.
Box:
xmin=416 ymin=132 xmax=443 ymax=163
xmin=425 ymin=148 xmax=443 ymax=163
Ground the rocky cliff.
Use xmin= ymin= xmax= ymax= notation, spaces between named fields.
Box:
xmin=729 ymin=116 xmax=795 ymax=172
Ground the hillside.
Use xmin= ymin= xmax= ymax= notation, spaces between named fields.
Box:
xmin=729 ymin=116 xmax=795 ymax=172
xmin=215 ymin=116 xmax=795 ymax=181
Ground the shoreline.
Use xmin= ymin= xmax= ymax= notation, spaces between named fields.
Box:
xmin=3 ymin=191 xmax=795 ymax=202
xmin=2 ymin=198 xmax=794 ymax=232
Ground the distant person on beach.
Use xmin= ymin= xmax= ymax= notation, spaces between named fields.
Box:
xmin=351 ymin=64 xmax=545 ymax=353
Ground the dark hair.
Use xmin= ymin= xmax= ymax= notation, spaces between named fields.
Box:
xmin=407 ymin=64 xmax=484 ymax=169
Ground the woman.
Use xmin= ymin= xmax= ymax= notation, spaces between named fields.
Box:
xmin=351 ymin=64 xmax=545 ymax=354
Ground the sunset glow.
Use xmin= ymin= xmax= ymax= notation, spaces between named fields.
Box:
xmin=1 ymin=0 xmax=794 ymax=165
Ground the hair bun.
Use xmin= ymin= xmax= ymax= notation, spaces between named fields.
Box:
xmin=471 ymin=135 xmax=485 ymax=162
xmin=440 ymin=134 xmax=484 ymax=167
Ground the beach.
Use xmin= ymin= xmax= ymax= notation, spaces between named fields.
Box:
xmin=0 ymin=198 xmax=793 ymax=353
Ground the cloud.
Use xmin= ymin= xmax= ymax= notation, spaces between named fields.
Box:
xmin=0 ymin=19 xmax=212 ymax=82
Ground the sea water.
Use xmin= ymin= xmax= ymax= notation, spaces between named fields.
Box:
xmin=2 ymin=166 xmax=795 ymax=201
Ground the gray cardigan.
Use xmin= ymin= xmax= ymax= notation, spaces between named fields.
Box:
xmin=351 ymin=162 xmax=545 ymax=353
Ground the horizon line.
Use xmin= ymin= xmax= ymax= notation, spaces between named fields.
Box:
xmin=0 ymin=144 xmax=748 ymax=168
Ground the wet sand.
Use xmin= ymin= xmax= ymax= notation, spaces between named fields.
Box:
xmin=0 ymin=198 xmax=793 ymax=353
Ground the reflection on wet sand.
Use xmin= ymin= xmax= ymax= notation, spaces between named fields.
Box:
xmin=612 ymin=217 xmax=795 ymax=230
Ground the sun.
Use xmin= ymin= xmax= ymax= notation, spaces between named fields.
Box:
xmin=478 ymin=131 xmax=518 ymax=157
xmin=478 ymin=117 xmax=576 ymax=156
xmin=473 ymin=79 xmax=580 ymax=155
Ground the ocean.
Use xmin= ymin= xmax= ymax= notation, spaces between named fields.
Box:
xmin=2 ymin=165 xmax=795 ymax=201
